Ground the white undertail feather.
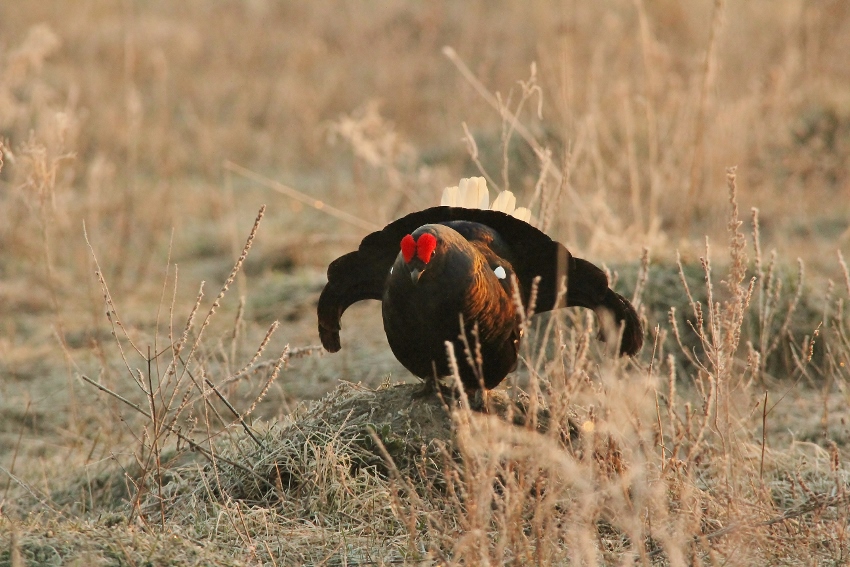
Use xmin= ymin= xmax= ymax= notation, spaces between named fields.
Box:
xmin=510 ymin=206 xmax=532 ymax=223
xmin=440 ymin=186 xmax=459 ymax=207
xmin=458 ymin=177 xmax=489 ymax=209
xmin=490 ymin=190 xmax=516 ymax=213
xmin=441 ymin=177 xmax=532 ymax=223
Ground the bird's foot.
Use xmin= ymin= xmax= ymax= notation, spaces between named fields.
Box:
xmin=413 ymin=378 xmax=439 ymax=399
xmin=415 ymin=377 xmax=491 ymax=413
xmin=468 ymin=388 xmax=491 ymax=413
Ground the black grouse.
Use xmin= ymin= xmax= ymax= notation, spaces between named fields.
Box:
xmin=317 ymin=178 xmax=643 ymax=391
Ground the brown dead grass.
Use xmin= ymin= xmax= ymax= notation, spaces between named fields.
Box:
xmin=2 ymin=1 xmax=850 ymax=566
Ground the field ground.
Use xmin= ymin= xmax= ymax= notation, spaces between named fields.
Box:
xmin=2 ymin=1 xmax=850 ymax=565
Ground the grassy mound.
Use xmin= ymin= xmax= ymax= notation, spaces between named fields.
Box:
xmin=5 ymin=383 xmax=578 ymax=566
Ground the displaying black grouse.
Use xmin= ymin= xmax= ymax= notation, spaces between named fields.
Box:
xmin=318 ymin=178 xmax=642 ymax=391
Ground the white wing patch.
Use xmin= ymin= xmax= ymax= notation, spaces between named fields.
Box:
xmin=494 ymin=266 xmax=507 ymax=279
xmin=389 ymin=266 xmax=393 ymax=274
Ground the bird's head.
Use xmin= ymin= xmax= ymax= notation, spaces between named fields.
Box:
xmin=399 ymin=231 xmax=438 ymax=284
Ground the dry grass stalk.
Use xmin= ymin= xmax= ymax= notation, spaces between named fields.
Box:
xmin=462 ymin=120 xmax=500 ymax=192
xmin=686 ymin=0 xmax=726 ymax=210
xmin=444 ymin=46 xmax=560 ymax=185
xmin=838 ymin=250 xmax=850 ymax=299
xmin=224 ymin=160 xmax=379 ymax=231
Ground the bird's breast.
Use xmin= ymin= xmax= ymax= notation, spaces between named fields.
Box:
xmin=383 ymin=257 xmax=515 ymax=340
xmin=381 ymin=251 xmax=520 ymax=387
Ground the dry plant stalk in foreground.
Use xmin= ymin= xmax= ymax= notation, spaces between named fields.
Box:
xmin=2 ymin=170 xmax=839 ymax=566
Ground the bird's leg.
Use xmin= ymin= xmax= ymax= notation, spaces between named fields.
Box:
xmin=414 ymin=377 xmax=437 ymax=399
xmin=413 ymin=363 xmax=441 ymax=399
xmin=469 ymin=388 xmax=490 ymax=413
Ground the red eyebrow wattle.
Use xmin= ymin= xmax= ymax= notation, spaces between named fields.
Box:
xmin=400 ymin=233 xmax=437 ymax=264
xmin=400 ymin=234 xmax=416 ymax=263
xmin=415 ymin=233 xmax=437 ymax=263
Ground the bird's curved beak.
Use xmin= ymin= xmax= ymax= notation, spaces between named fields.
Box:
xmin=410 ymin=268 xmax=423 ymax=284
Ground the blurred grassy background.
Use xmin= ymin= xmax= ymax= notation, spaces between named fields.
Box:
xmin=1 ymin=0 xmax=849 ymax=520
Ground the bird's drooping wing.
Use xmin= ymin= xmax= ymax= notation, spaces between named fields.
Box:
xmin=565 ymin=258 xmax=643 ymax=356
xmin=318 ymin=205 xmax=643 ymax=356
xmin=317 ymin=250 xmax=387 ymax=352
xmin=442 ymin=215 xmax=643 ymax=355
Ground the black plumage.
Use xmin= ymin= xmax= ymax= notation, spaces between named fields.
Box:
xmin=317 ymin=205 xmax=642 ymax=390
